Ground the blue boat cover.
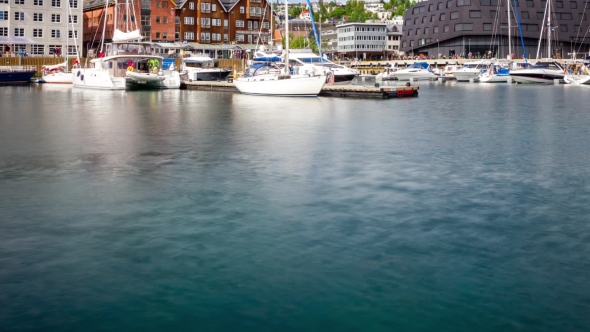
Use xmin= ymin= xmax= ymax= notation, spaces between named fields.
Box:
xmin=410 ymin=62 xmax=430 ymax=69
xmin=253 ymin=56 xmax=281 ymax=62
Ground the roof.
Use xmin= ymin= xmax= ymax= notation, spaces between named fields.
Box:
xmin=186 ymin=43 xmax=261 ymax=50
xmin=336 ymin=22 xmax=388 ymax=28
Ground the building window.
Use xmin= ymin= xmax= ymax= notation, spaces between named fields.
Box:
xmin=415 ymin=28 xmax=420 ymax=35
xmin=68 ymin=30 xmax=77 ymax=38
xmin=424 ymin=27 xmax=429 ymax=34
xmin=200 ymin=32 xmax=210 ymax=41
xmin=69 ymin=14 xmax=77 ymax=23
xmin=556 ymin=0 xmax=563 ymax=7
xmin=51 ymin=29 xmax=60 ymax=38
xmin=212 ymin=3 xmax=216 ymax=11
xmin=51 ymin=0 xmax=60 ymax=6
xmin=32 ymin=44 xmax=44 ymax=55
xmin=443 ymin=25 xmax=449 ymax=32
xmin=433 ymin=26 xmax=439 ymax=33
xmin=184 ymin=16 xmax=194 ymax=25
xmin=0 ymin=11 xmax=6 ymax=20
xmin=15 ymin=0 xmax=24 ymax=4
xmin=141 ymin=0 xmax=149 ymax=9
xmin=162 ymin=0 xmax=167 ymax=8
xmin=51 ymin=14 xmax=60 ymax=22
xmin=188 ymin=1 xmax=194 ymax=9
xmin=15 ymin=12 xmax=25 ymax=20
xmin=200 ymin=2 xmax=210 ymax=12
xmin=155 ymin=16 xmax=160 ymax=23
xmin=469 ymin=10 xmax=481 ymax=18
xmin=439 ymin=13 xmax=445 ymax=20
xmin=407 ymin=29 xmax=412 ymax=36
xmin=525 ymin=24 xmax=539 ymax=31
xmin=69 ymin=0 xmax=77 ymax=7
xmin=163 ymin=17 xmax=167 ymax=23
xmin=262 ymin=21 xmax=269 ymax=29
xmin=155 ymin=32 xmax=160 ymax=38
xmin=581 ymin=13 xmax=587 ymax=21
xmin=141 ymin=15 xmax=150 ymax=25
xmin=68 ymin=45 xmax=79 ymax=55
xmin=33 ymin=0 xmax=42 ymax=4
xmin=521 ymin=11 xmax=529 ymax=18
xmin=437 ymin=1 xmax=443 ymax=9
xmin=33 ymin=29 xmax=43 ymax=37
xmin=526 ymin=0 xmax=534 ymax=6
xmin=560 ymin=24 xmax=567 ymax=31
xmin=200 ymin=17 xmax=210 ymax=27
xmin=574 ymin=24 xmax=580 ymax=32
xmin=569 ymin=0 xmax=577 ymax=8
xmin=239 ymin=6 xmax=244 ymax=13
xmin=480 ymin=0 xmax=498 ymax=5
xmin=492 ymin=10 xmax=498 ymax=18
xmin=14 ymin=28 xmax=24 ymax=36
xmin=457 ymin=0 xmax=470 ymax=6
xmin=450 ymin=11 xmax=459 ymax=19
xmin=422 ymin=16 xmax=426 ymax=23
xmin=455 ymin=23 xmax=473 ymax=31
xmin=236 ymin=20 xmax=244 ymax=27
xmin=212 ymin=18 xmax=221 ymax=26
xmin=184 ymin=32 xmax=194 ymax=40
xmin=429 ymin=4 xmax=434 ymax=11
xmin=0 ymin=27 xmax=7 ymax=36
xmin=410 ymin=40 xmax=414 ymax=47
xmin=446 ymin=0 xmax=452 ymax=8
xmin=483 ymin=23 xmax=492 ymax=30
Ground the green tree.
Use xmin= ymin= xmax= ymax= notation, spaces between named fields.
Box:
xmin=289 ymin=6 xmax=303 ymax=18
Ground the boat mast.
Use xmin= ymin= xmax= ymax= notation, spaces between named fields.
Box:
xmin=284 ymin=0 xmax=289 ymax=74
xmin=508 ymin=0 xmax=511 ymax=58
xmin=547 ymin=0 xmax=551 ymax=58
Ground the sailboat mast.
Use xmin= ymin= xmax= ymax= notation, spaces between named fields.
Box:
xmin=508 ymin=0 xmax=511 ymax=58
xmin=114 ymin=0 xmax=118 ymax=42
xmin=284 ymin=0 xmax=289 ymax=74
xmin=547 ymin=0 xmax=551 ymax=57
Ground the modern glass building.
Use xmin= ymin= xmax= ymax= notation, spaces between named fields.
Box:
xmin=400 ymin=0 xmax=590 ymax=59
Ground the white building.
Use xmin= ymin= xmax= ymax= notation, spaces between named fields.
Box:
xmin=363 ymin=1 xmax=384 ymax=13
xmin=337 ymin=22 xmax=387 ymax=60
xmin=386 ymin=24 xmax=402 ymax=56
xmin=0 ymin=0 xmax=83 ymax=56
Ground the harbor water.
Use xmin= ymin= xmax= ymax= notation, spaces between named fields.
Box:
xmin=1 ymin=82 xmax=590 ymax=331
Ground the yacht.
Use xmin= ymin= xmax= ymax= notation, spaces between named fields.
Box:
xmin=41 ymin=61 xmax=73 ymax=84
xmin=563 ymin=62 xmax=590 ymax=85
xmin=0 ymin=66 xmax=36 ymax=83
xmin=375 ymin=64 xmax=399 ymax=81
xmin=233 ymin=63 xmax=326 ymax=96
xmin=509 ymin=60 xmax=565 ymax=84
xmin=479 ymin=61 xmax=512 ymax=83
xmin=452 ymin=60 xmax=490 ymax=81
xmin=393 ymin=62 xmax=435 ymax=81
xmin=181 ymin=56 xmax=232 ymax=82
xmin=287 ymin=49 xmax=359 ymax=85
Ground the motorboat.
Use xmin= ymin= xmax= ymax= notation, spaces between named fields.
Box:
xmin=393 ymin=62 xmax=435 ymax=81
xmin=0 ymin=66 xmax=36 ymax=83
xmin=41 ymin=61 xmax=73 ymax=84
xmin=233 ymin=63 xmax=325 ymax=96
xmin=509 ymin=60 xmax=565 ymax=84
xmin=452 ymin=60 xmax=490 ymax=81
xmin=479 ymin=61 xmax=512 ymax=83
xmin=73 ymin=0 xmax=180 ymax=90
xmin=286 ymin=49 xmax=358 ymax=85
xmin=563 ymin=62 xmax=590 ymax=85
xmin=181 ymin=56 xmax=232 ymax=82
xmin=375 ymin=65 xmax=399 ymax=81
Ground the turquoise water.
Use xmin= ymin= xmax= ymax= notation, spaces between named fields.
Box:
xmin=1 ymin=83 xmax=590 ymax=331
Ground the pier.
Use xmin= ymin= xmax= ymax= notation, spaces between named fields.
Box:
xmin=182 ymin=81 xmax=419 ymax=99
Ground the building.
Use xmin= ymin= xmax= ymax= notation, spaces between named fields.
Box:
xmin=401 ymin=0 xmax=590 ymax=58
xmin=386 ymin=24 xmax=402 ymax=56
xmin=1 ymin=0 xmax=83 ymax=56
xmin=142 ymin=0 xmax=177 ymax=42
xmin=176 ymin=0 xmax=274 ymax=45
xmin=321 ymin=26 xmax=337 ymax=56
xmin=364 ymin=0 xmax=384 ymax=13
xmin=337 ymin=22 xmax=387 ymax=60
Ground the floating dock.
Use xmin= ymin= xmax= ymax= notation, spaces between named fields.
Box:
xmin=182 ymin=81 xmax=419 ymax=99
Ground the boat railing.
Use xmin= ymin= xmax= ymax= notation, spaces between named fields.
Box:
xmin=0 ymin=65 xmax=37 ymax=72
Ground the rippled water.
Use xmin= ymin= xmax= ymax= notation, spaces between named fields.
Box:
xmin=1 ymin=82 xmax=590 ymax=331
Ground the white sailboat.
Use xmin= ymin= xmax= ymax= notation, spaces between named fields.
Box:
xmin=563 ymin=61 xmax=590 ymax=85
xmin=232 ymin=0 xmax=326 ymax=96
xmin=73 ymin=0 xmax=180 ymax=90
xmin=41 ymin=0 xmax=79 ymax=84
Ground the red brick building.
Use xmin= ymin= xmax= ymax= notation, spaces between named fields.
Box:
xmin=83 ymin=0 xmax=142 ymax=54
xmin=176 ymin=0 xmax=274 ymax=45
xmin=141 ymin=0 xmax=177 ymax=42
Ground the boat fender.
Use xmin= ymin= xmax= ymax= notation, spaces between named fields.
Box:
xmin=127 ymin=66 xmax=134 ymax=72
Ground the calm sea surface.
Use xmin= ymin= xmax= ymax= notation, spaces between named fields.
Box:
xmin=1 ymin=82 xmax=590 ymax=331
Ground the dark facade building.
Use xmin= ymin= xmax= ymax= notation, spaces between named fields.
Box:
xmin=401 ymin=0 xmax=590 ymax=59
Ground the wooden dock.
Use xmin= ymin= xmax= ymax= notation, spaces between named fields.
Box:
xmin=182 ymin=81 xmax=419 ymax=99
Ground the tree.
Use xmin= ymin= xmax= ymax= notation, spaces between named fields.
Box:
xmin=289 ymin=6 xmax=303 ymax=18
xmin=327 ymin=7 xmax=346 ymax=18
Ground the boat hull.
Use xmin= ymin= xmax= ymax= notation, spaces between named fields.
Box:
xmin=452 ymin=71 xmax=482 ymax=82
xmin=564 ymin=75 xmax=590 ymax=85
xmin=42 ymin=72 xmax=73 ymax=84
xmin=479 ymin=74 xmax=511 ymax=83
xmin=0 ymin=71 xmax=36 ymax=84
xmin=195 ymin=70 xmax=232 ymax=82
xmin=333 ymin=73 xmax=357 ymax=84
xmin=509 ymin=72 xmax=565 ymax=84
xmin=394 ymin=71 xmax=435 ymax=81
xmin=233 ymin=75 xmax=326 ymax=96
xmin=72 ymin=68 xmax=126 ymax=90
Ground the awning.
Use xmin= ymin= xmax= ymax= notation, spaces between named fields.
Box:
xmin=186 ymin=43 xmax=242 ymax=50
xmin=0 ymin=37 xmax=36 ymax=44
xmin=153 ymin=42 xmax=188 ymax=49
xmin=237 ymin=44 xmax=263 ymax=50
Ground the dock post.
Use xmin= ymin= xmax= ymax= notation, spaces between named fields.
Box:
xmin=507 ymin=77 xmax=513 ymax=84
xmin=438 ymin=77 xmax=443 ymax=82
xmin=554 ymin=79 xmax=560 ymax=85
xmin=469 ymin=78 xmax=475 ymax=83
xmin=362 ymin=76 xmax=366 ymax=81
xmin=410 ymin=78 xmax=414 ymax=84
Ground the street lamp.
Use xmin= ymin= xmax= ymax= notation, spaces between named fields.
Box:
xmin=437 ymin=39 xmax=439 ymax=59
xmin=468 ymin=38 xmax=471 ymax=56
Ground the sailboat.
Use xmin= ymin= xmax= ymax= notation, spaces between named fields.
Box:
xmin=73 ymin=0 xmax=180 ymax=90
xmin=41 ymin=0 xmax=79 ymax=84
xmin=232 ymin=0 xmax=326 ymax=96
xmin=479 ymin=0 xmax=517 ymax=83
xmin=509 ymin=0 xmax=565 ymax=83
xmin=563 ymin=61 xmax=590 ymax=85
